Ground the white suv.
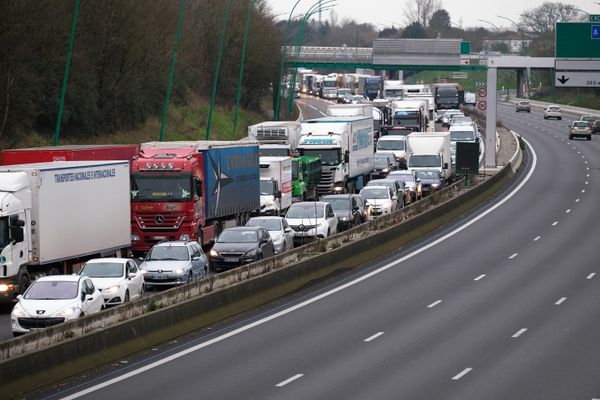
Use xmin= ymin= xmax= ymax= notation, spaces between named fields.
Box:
xmin=285 ymin=201 xmax=338 ymax=245
xmin=543 ymin=105 xmax=562 ymax=120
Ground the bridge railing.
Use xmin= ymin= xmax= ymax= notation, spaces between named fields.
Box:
xmin=283 ymin=46 xmax=372 ymax=63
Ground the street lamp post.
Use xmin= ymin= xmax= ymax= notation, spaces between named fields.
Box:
xmin=233 ymin=0 xmax=256 ymax=135
xmin=478 ymin=19 xmax=500 ymax=32
xmin=497 ymin=15 xmax=524 ymax=56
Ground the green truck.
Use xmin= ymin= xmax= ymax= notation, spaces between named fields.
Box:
xmin=292 ymin=156 xmax=322 ymax=201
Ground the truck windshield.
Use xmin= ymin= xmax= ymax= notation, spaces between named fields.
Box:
xmin=393 ymin=111 xmax=419 ymax=127
xmin=409 ymin=155 xmax=441 ymax=168
xmin=450 ymin=130 xmax=475 ymax=141
xmin=0 ymin=217 xmax=9 ymax=250
xmin=385 ymin=89 xmax=403 ymax=98
xmin=323 ymin=81 xmax=337 ymax=88
xmin=260 ymin=180 xmax=274 ymax=196
xmin=377 ymin=140 xmax=405 ymax=151
xmin=131 ymin=172 xmax=193 ymax=202
xmin=300 ymin=149 xmax=341 ymax=166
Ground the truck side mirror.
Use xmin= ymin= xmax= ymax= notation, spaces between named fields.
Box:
xmin=195 ymin=179 xmax=203 ymax=197
xmin=9 ymin=215 xmax=25 ymax=244
xmin=443 ymin=163 xmax=449 ymax=170
xmin=276 ymin=191 xmax=282 ymax=199
xmin=344 ymin=150 xmax=350 ymax=163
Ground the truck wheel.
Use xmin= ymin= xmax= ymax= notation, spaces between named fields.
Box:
xmin=17 ymin=271 xmax=30 ymax=294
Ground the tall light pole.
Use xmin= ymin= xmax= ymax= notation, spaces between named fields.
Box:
xmin=233 ymin=0 xmax=256 ymax=135
xmin=497 ymin=15 xmax=524 ymax=56
xmin=478 ymin=19 xmax=500 ymax=32
xmin=274 ymin=0 xmax=303 ymax=121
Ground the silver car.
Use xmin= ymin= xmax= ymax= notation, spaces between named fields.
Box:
xmin=285 ymin=202 xmax=338 ymax=245
xmin=246 ymin=216 xmax=294 ymax=254
xmin=141 ymin=241 xmax=208 ymax=288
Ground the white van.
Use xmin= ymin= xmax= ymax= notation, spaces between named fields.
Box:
xmin=376 ymin=135 xmax=407 ymax=169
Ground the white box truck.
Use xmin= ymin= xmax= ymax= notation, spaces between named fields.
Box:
xmin=297 ymin=116 xmax=375 ymax=195
xmin=259 ymin=156 xmax=293 ymax=215
xmin=248 ymin=121 xmax=302 ymax=155
xmin=0 ymin=161 xmax=131 ymax=302
xmin=406 ymin=132 xmax=453 ymax=182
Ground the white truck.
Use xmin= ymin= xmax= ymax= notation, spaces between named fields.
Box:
xmin=0 ymin=161 xmax=131 ymax=302
xmin=383 ymin=80 xmax=404 ymax=99
xmin=387 ymin=99 xmax=429 ymax=134
xmin=297 ymin=116 xmax=374 ymax=195
xmin=259 ymin=156 xmax=293 ymax=215
xmin=406 ymin=132 xmax=453 ymax=182
xmin=321 ymin=75 xmax=338 ymax=100
xmin=248 ymin=121 xmax=302 ymax=157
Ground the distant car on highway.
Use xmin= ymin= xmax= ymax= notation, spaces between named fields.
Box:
xmin=10 ymin=275 xmax=104 ymax=336
xmin=515 ymin=101 xmax=531 ymax=112
xmin=387 ymin=170 xmax=423 ymax=201
xmin=351 ymin=95 xmax=368 ymax=104
xmin=415 ymin=169 xmax=445 ymax=195
xmin=366 ymin=178 xmax=410 ymax=208
xmin=285 ymin=201 xmax=338 ymax=245
xmin=543 ymin=105 xmax=562 ymax=120
xmin=569 ymin=120 xmax=592 ymax=141
xmin=359 ymin=186 xmax=397 ymax=219
xmin=80 ymin=258 xmax=144 ymax=306
xmin=592 ymin=120 xmax=600 ymax=135
xmin=579 ymin=115 xmax=597 ymax=127
xmin=321 ymin=194 xmax=364 ymax=231
xmin=141 ymin=241 xmax=208 ymax=288
xmin=336 ymin=88 xmax=352 ymax=103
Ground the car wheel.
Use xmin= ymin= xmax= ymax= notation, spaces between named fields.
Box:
xmin=124 ymin=290 xmax=130 ymax=303
xmin=17 ymin=271 xmax=30 ymax=295
xmin=588 ymin=136 xmax=592 ymax=141
xmin=569 ymin=135 xmax=573 ymax=140
xmin=559 ymin=117 xmax=562 ymax=120
xmin=544 ymin=116 xmax=548 ymax=119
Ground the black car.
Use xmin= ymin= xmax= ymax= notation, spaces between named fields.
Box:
xmin=321 ymin=194 xmax=363 ymax=231
xmin=208 ymin=226 xmax=275 ymax=272
xmin=414 ymin=169 xmax=445 ymax=195
xmin=592 ymin=120 xmax=600 ymax=135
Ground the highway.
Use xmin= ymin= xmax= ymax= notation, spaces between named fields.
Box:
xmin=28 ymin=100 xmax=600 ymax=400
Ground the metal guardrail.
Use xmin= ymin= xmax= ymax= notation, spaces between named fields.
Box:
xmin=284 ymin=46 xmax=372 ymax=63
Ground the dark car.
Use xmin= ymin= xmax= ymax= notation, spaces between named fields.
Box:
xmin=321 ymin=194 xmax=363 ymax=231
xmin=592 ymin=120 xmax=600 ymax=135
xmin=208 ymin=226 xmax=275 ymax=272
xmin=516 ymin=101 xmax=531 ymax=112
xmin=415 ymin=169 xmax=445 ymax=195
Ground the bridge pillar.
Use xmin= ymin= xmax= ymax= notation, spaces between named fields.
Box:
xmin=516 ymin=69 xmax=525 ymax=98
xmin=485 ymin=67 xmax=497 ymax=168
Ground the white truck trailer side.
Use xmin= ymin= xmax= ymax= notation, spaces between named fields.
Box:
xmin=0 ymin=161 xmax=131 ymax=301
xmin=406 ymin=132 xmax=453 ymax=182
xmin=259 ymin=156 xmax=293 ymax=215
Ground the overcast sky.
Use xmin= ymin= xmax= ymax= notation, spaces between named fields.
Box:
xmin=266 ymin=0 xmax=598 ymax=29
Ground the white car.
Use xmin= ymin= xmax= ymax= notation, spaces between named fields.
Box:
xmin=543 ymin=105 xmax=562 ymax=120
xmin=285 ymin=201 xmax=338 ymax=245
xmin=246 ymin=216 xmax=294 ymax=254
xmin=359 ymin=185 xmax=397 ymax=219
xmin=11 ymin=275 xmax=105 ymax=336
xmin=80 ymin=258 xmax=145 ymax=306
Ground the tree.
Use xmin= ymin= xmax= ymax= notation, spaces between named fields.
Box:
xmin=519 ymin=2 xmax=584 ymax=35
xmin=401 ymin=22 xmax=428 ymax=39
xmin=402 ymin=0 xmax=442 ymax=29
xmin=429 ymin=9 xmax=451 ymax=33
xmin=379 ymin=26 xmax=400 ymax=38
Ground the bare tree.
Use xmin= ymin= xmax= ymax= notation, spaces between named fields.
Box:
xmin=402 ymin=0 xmax=442 ymax=29
xmin=519 ymin=2 xmax=584 ymax=34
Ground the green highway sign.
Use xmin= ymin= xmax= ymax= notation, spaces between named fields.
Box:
xmin=591 ymin=15 xmax=600 ymax=23
xmin=556 ymin=22 xmax=600 ymax=57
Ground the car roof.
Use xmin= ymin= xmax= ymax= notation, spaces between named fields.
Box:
xmin=85 ymin=258 xmax=130 ymax=264
xmin=290 ymin=201 xmax=327 ymax=207
xmin=322 ymin=194 xmax=352 ymax=199
xmin=248 ymin=216 xmax=285 ymax=221
xmin=224 ymin=226 xmax=262 ymax=231
xmin=152 ymin=240 xmax=192 ymax=247
xmin=35 ymin=275 xmax=82 ymax=282
xmin=362 ymin=185 xmax=390 ymax=190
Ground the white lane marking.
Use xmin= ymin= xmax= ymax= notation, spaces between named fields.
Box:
xmin=509 ymin=253 xmax=518 ymax=259
xmin=552 ymin=221 xmax=558 ymax=226
xmin=276 ymin=374 xmax=304 ymax=387
xmin=555 ymin=297 xmax=567 ymax=305
xmin=364 ymin=332 xmax=384 ymax=342
xmin=576 ymin=198 xmax=581 ymax=203
xmin=566 ymin=209 xmax=571 ymax=214
xmin=512 ymin=328 xmax=528 ymax=338
xmin=452 ymin=368 xmax=473 ymax=380
xmin=587 ymin=273 xmax=596 ymax=280
xmin=585 ymin=181 xmax=589 ymax=185
xmin=581 ymin=189 xmax=586 ymax=193
xmin=474 ymin=274 xmax=486 ymax=281
xmin=533 ymin=236 xmax=541 ymax=241
xmin=427 ymin=300 xmax=443 ymax=308
xmin=587 ymin=174 xmax=590 ymax=177
xmin=58 ymin=137 xmax=539 ymax=400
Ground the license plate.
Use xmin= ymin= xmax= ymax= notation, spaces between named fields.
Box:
xmin=153 ymin=275 xmax=168 ymax=280
xmin=152 ymin=236 xmax=167 ymax=240
xmin=224 ymin=258 xmax=239 ymax=263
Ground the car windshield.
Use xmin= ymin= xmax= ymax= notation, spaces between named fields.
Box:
xmin=323 ymin=198 xmax=351 ymax=210
xmin=81 ymin=262 xmax=124 ymax=278
xmin=416 ymin=171 xmax=439 ymax=179
xmin=247 ymin=218 xmax=282 ymax=231
xmin=286 ymin=204 xmax=324 ymax=218
xmin=519 ymin=102 xmax=529 ymax=106
xmin=146 ymin=246 xmax=189 ymax=261
xmin=25 ymin=280 xmax=79 ymax=300
xmin=361 ymin=188 xmax=390 ymax=199
xmin=218 ymin=230 xmax=259 ymax=243
xmin=374 ymin=156 xmax=390 ymax=167
xmin=377 ymin=140 xmax=405 ymax=151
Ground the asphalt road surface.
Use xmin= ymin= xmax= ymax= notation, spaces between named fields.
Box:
xmin=18 ymin=100 xmax=600 ymax=400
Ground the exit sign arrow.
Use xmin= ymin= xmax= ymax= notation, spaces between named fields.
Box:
xmin=557 ymin=75 xmax=570 ymax=84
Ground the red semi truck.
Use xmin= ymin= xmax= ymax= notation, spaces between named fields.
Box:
xmin=130 ymin=141 xmax=260 ymax=255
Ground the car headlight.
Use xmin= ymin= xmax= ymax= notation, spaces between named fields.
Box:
xmin=104 ymin=285 xmax=120 ymax=294
xmin=179 ymin=234 xmax=190 ymax=241
xmin=140 ymin=268 xmax=148 ymax=274
xmin=57 ymin=307 xmax=79 ymax=317
xmin=209 ymin=249 xmax=219 ymax=257
xmin=245 ymin=249 xmax=257 ymax=257
xmin=174 ymin=268 xmax=185 ymax=275
xmin=131 ymin=234 xmax=140 ymax=241
xmin=382 ymin=168 xmax=389 ymax=173
xmin=341 ymin=217 xmax=349 ymax=221
xmin=431 ymin=183 xmax=440 ymax=188
xmin=11 ymin=304 xmax=26 ymax=318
